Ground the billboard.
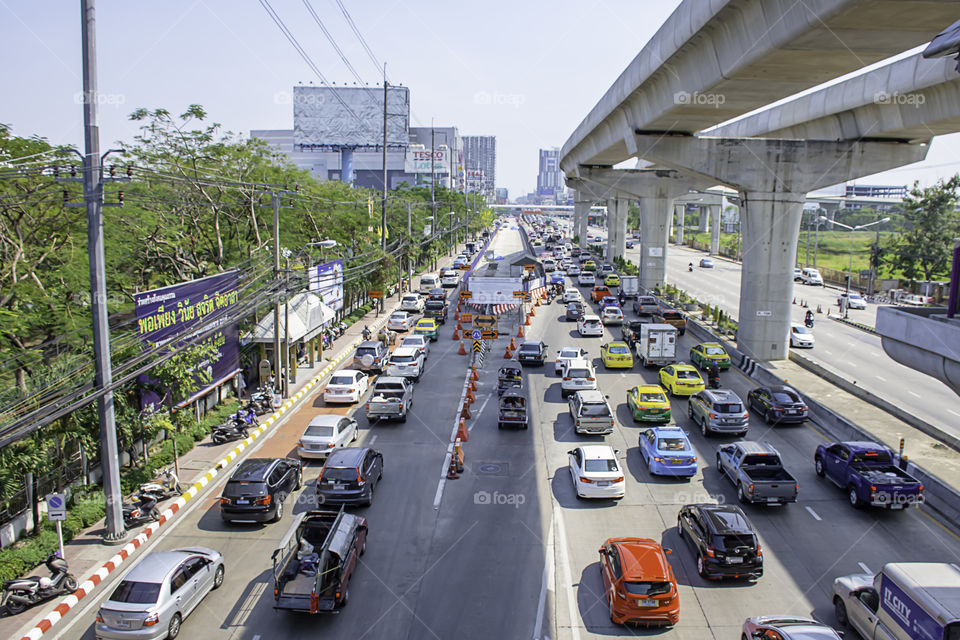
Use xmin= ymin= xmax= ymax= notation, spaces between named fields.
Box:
xmin=293 ymin=85 xmax=410 ymax=148
xmin=134 ymin=270 xmax=241 ymax=406
xmin=405 ymin=147 xmax=449 ymax=174
xmin=309 ymin=259 xmax=344 ymax=311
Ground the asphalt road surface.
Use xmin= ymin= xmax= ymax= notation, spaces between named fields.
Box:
xmin=49 ymin=223 xmax=960 ymax=640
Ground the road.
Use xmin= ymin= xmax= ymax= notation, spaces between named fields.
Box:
xmin=46 ymin=223 xmax=960 ymax=640
xmin=579 ymin=224 xmax=959 ymax=441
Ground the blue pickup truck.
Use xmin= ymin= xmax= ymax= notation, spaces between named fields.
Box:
xmin=814 ymin=441 xmax=924 ymax=509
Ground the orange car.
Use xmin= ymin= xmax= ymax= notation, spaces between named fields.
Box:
xmin=591 ymin=285 xmax=612 ymax=303
xmin=599 ymin=537 xmax=679 ymax=626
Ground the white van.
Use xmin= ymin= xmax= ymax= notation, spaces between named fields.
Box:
xmin=833 ymin=562 xmax=960 ymax=640
xmin=801 ymin=267 xmax=824 ymax=286
xmin=420 ymin=274 xmax=440 ymax=290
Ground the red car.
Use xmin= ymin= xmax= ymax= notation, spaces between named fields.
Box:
xmin=599 ymin=537 xmax=679 ymax=626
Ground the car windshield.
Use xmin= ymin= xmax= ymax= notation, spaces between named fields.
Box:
xmin=675 ymin=369 xmax=699 ymax=379
xmin=391 ymin=355 xmax=415 ymax=363
xmin=624 ymin=581 xmax=671 ymax=596
xmin=519 ymin=344 xmax=540 ymax=352
xmin=425 ymin=302 xmax=444 ymax=310
xmin=390 ymin=313 xmax=406 ymax=319
xmin=705 ymin=347 xmax=725 ymax=355
xmin=584 ymin=320 xmax=600 ymax=327
xmin=567 ymin=368 xmax=590 ymax=378
xmin=605 ymin=309 xmax=622 ymax=316
xmin=560 ymin=349 xmax=581 ymax=358
xmin=584 ymin=459 xmax=618 ymax=472
xmin=715 ymin=403 xmax=743 ymax=413
xmin=609 ymin=345 xmax=628 ymax=354
xmin=580 ymin=402 xmax=610 ymax=417
xmin=356 ymin=347 xmax=378 ymax=357
xmin=658 ymin=437 xmax=689 ymax=451
xmin=321 ymin=467 xmax=358 ymax=482
xmin=849 ymin=294 xmax=864 ymax=301
xmin=402 ymin=339 xmax=423 ymax=347
xmin=718 ymin=534 xmax=756 ymax=550
xmin=772 ymin=391 xmax=800 ymax=403
xmin=304 ymin=425 xmax=335 ymax=437
xmin=402 ymin=296 xmax=417 ymax=303
xmin=110 ymin=580 xmax=161 ymax=604
xmin=663 ymin=312 xmax=681 ymax=320
xmin=851 ymin=450 xmax=893 ymax=465
xmin=639 ymin=392 xmax=664 ymax=402
xmin=793 ymin=326 xmax=810 ymax=334
xmin=223 ymin=480 xmax=267 ymax=497
xmin=329 ymin=375 xmax=354 ymax=385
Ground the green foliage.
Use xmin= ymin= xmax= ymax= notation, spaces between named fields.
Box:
xmin=886 ymin=176 xmax=960 ymax=281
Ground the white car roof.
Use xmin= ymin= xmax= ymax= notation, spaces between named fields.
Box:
xmin=559 ymin=346 xmax=582 ymax=355
xmin=580 ymin=444 xmax=617 ymax=460
xmin=333 ymin=368 xmax=362 ymax=377
xmin=581 ymin=314 xmax=601 ymax=321
xmin=391 ymin=347 xmax=419 ymax=357
xmin=391 ymin=311 xmax=408 ymax=317
xmin=402 ymin=335 xmax=427 ymax=344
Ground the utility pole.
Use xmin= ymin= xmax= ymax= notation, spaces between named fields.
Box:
xmin=407 ymin=202 xmax=413 ymax=287
xmin=381 ymin=66 xmax=388 ymax=252
xmin=272 ymin=193 xmax=282 ymax=397
xmin=805 ymin=211 xmax=811 ymax=267
xmin=430 ymin=122 xmax=436 ymax=238
xmin=81 ymin=0 xmax=124 ymax=543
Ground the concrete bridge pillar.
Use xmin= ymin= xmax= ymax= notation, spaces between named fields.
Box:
xmin=709 ymin=204 xmax=721 ymax=254
xmin=675 ymin=204 xmax=685 ymax=245
xmin=573 ymin=197 xmax=590 ymax=249
xmin=606 ymin=197 xmax=628 ymax=261
xmin=698 ymin=205 xmax=709 ymax=233
xmin=638 ymin=197 xmax=671 ymax=291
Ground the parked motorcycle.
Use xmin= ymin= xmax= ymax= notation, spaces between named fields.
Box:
xmin=2 ymin=554 xmax=77 ymax=615
xmin=138 ymin=467 xmax=182 ymax=501
xmin=122 ymin=493 xmax=160 ymax=528
xmin=211 ymin=412 xmax=253 ymax=444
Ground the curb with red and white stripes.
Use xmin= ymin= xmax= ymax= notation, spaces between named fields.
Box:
xmin=19 ymin=338 xmax=362 ymax=640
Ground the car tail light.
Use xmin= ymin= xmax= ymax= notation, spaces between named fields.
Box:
xmin=653 ymin=456 xmax=665 ymax=463
xmin=794 ymin=484 xmax=800 ymax=494
xmin=298 ymin=440 xmax=304 ymax=447
xmin=274 ymin=588 xmax=279 ymax=597
xmin=705 ymin=547 xmax=715 ymax=558
xmin=614 ymin=476 xmax=624 ymax=483
xmin=919 ymin=485 xmax=925 ymax=491
xmin=748 ymin=484 xmax=755 ymax=494
xmin=96 ymin=612 xmax=103 ymax=623
xmin=348 ymin=387 xmax=356 ymax=393
xmin=579 ymin=476 xmax=594 ymax=484
xmin=398 ymin=403 xmax=404 ymax=410
xmin=773 ymin=406 xmax=784 ymax=412
xmin=143 ymin=613 xmax=159 ymax=627
xmin=365 ymin=403 xmax=370 ymax=410
xmin=327 ymin=443 xmax=336 ymax=448
xmin=691 ymin=457 xmax=698 ymax=463
xmin=563 ymin=377 xmax=571 ymax=381
xmin=709 ymin=413 xmax=717 ymax=419
xmin=220 ymin=497 xmax=229 ymax=505
xmin=756 ymin=544 xmax=762 ymax=556
xmin=575 ymin=420 xmax=581 ymax=427
xmin=587 ymin=377 xmax=595 ymax=381
xmin=256 ymin=495 xmax=272 ymax=506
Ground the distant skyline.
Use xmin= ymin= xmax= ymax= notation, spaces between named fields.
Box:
xmin=2 ymin=1 xmax=958 ymax=199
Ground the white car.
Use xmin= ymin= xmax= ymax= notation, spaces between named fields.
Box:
xmin=577 ymin=271 xmax=596 ymax=286
xmin=555 ymin=346 xmax=588 ymax=375
xmin=601 ymin=307 xmax=623 ymax=325
xmin=387 ymin=311 xmax=413 ymax=332
xmin=323 ymin=369 xmax=369 ymax=404
xmin=385 ymin=346 xmax=425 ymax=381
xmin=838 ymin=292 xmax=867 ymax=309
xmin=568 ymin=445 xmax=625 ymax=500
xmin=560 ymin=358 xmax=597 ymax=398
xmin=440 ymin=269 xmax=459 ymax=287
xmin=400 ymin=293 xmax=425 ymax=313
xmin=790 ymin=324 xmax=815 ymax=348
xmin=542 ymin=259 xmax=556 ymax=272
xmin=400 ymin=335 xmax=430 ymax=359
xmin=793 ymin=267 xmax=804 ymax=282
xmin=297 ymin=415 xmax=358 ymax=459
xmin=800 ymin=267 xmax=824 ymax=286
xmin=566 ymin=263 xmax=581 ymax=276
xmin=562 ymin=288 xmax=580 ymax=304
xmin=577 ymin=314 xmax=604 ymax=337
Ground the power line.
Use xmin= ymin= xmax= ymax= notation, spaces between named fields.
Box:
xmin=334 ymin=0 xmax=386 ymax=82
xmin=303 ymin=0 xmax=366 ymax=85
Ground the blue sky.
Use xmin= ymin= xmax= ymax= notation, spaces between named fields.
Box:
xmin=2 ymin=1 xmax=958 ymax=198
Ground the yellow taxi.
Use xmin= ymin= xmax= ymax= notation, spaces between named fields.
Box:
xmin=600 ymin=341 xmax=634 ymax=369
xmin=626 ymin=385 xmax=671 ymax=422
xmin=413 ymin=318 xmax=439 ymax=342
xmin=689 ymin=342 xmax=731 ymax=370
xmin=604 ymin=273 xmax=621 ymax=287
xmin=658 ymin=363 xmax=705 ymax=397
xmin=583 ymin=259 xmax=597 ymax=272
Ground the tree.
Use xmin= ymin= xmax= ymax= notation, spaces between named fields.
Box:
xmin=886 ymin=176 xmax=960 ymax=282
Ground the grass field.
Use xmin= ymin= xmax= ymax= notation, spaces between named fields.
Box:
xmin=684 ymin=230 xmax=899 ymax=276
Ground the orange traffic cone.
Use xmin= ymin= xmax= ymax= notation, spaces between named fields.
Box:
xmin=470 ymin=366 xmax=479 ymax=381
xmin=517 ymin=324 xmax=525 ymax=337
xmin=455 ymin=310 xmax=460 ymax=320
xmin=457 ymin=418 xmax=469 ymax=442
xmin=456 ymin=321 xmax=463 ymax=331
xmin=466 ymin=388 xmax=476 ymax=404
xmin=460 ymin=404 xmax=472 ymax=420
xmin=504 ymin=346 xmax=513 ymax=359
xmin=509 ymin=337 xmax=517 ymax=350
xmin=447 ymin=456 xmax=459 ymax=479
xmin=524 ymin=314 xmax=531 ymax=326
xmin=535 ymin=296 xmax=541 ymax=307
xmin=469 ymin=378 xmax=477 ymax=391
xmin=458 ymin=340 xmax=467 ymax=355
xmin=530 ymin=304 xmax=536 ymax=317
xmin=452 ymin=328 xmax=460 ymax=340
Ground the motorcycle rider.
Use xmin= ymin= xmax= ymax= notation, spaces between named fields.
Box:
xmin=688 ymin=262 xmax=694 ymax=272
xmin=708 ymin=359 xmax=721 ymax=388
xmin=362 ymin=324 xmax=372 ymax=341
xmin=805 ymin=309 xmax=815 ymax=328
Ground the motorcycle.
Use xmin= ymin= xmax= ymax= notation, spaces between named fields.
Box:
xmin=211 ymin=407 xmax=255 ymax=445
xmin=804 ymin=315 xmax=815 ymax=329
xmin=248 ymin=388 xmax=275 ymax=415
xmin=122 ymin=492 xmax=160 ymax=528
xmin=707 ymin=372 xmax=721 ymax=389
xmin=688 ymin=263 xmax=694 ymax=272
xmin=138 ymin=467 xmax=182 ymax=501
xmin=2 ymin=554 xmax=77 ymax=615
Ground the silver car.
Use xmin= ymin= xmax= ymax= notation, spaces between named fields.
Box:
xmin=95 ymin=547 xmax=225 ymax=640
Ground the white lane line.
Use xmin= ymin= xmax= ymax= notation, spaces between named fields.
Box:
xmin=908 ymin=391 xmax=921 ymax=398
xmin=533 ymin=559 xmax=548 ymax=640
xmin=552 ymin=500 xmax=582 ymax=640
xmin=949 ymin=409 xmax=960 ymax=418
xmin=368 ymin=435 xmax=378 ymax=445
xmin=858 ymin=562 xmax=872 ymax=575
xmin=434 ymin=376 xmax=471 ymax=510
xmin=875 ymin=375 xmax=887 ymax=381
xmin=805 ymin=506 xmax=822 ymax=521
xmin=823 ymin=349 xmax=833 ymax=355
xmin=469 ymin=391 xmax=496 ymax=431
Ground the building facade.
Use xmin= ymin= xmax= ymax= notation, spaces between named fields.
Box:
xmin=537 ymin=148 xmax=563 ymax=198
xmin=463 ymin=135 xmax=496 ymax=196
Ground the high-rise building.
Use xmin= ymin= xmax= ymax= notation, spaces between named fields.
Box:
xmin=408 ymin=126 xmax=464 ymax=191
xmin=463 ymin=135 xmax=496 ymax=195
xmin=537 ymin=148 xmax=563 ymax=197
xmin=495 ymin=187 xmax=509 ymax=204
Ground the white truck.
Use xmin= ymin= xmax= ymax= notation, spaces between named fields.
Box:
xmin=619 ymin=275 xmax=639 ymax=299
xmin=636 ymin=323 xmax=677 ymax=367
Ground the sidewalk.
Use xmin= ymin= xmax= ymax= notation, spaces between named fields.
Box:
xmin=4 ymin=245 xmax=469 ymax=640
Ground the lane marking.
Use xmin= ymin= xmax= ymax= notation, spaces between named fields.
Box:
xmin=533 ymin=561 xmax=548 ymax=640
xmin=949 ymin=409 xmax=960 ymax=418
xmin=552 ymin=500 xmax=581 ymax=640
xmin=368 ymin=434 xmax=378 ymax=445
xmin=823 ymin=349 xmax=833 ymax=355
xmin=805 ymin=506 xmax=822 ymax=521
xmin=858 ymin=562 xmax=872 ymax=575
xmin=469 ymin=391 xmax=496 ymax=431
xmin=908 ymin=391 xmax=921 ymax=398
xmin=875 ymin=375 xmax=887 ymax=381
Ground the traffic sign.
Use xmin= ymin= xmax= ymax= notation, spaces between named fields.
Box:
xmin=471 ymin=329 xmax=482 ymax=340
xmin=481 ymin=329 xmax=498 ymax=340
xmin=473 ymin=314 xmax=497 ymax=328
xmin=523 ymin=264 xmax=536 ymax=271
xmin=473 ymin=340 xmax=482 ymax=353
xmin=368 ymin=290 xmax=383 ymax=299
xmin=459 ymin=290 xmax=472 ymax=299
xmin=512 ymin=290 xmax=526 ymax=298
xmin=46 ymin=493 xmax=66 ymax=522
xmin=460 ymin=312 xmax=474 ymax=323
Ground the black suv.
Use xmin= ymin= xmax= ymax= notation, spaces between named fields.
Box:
xmin=316 ymin=447 xmax=384 ymax=507
xmin=424 ymin=300 xmax=448 ymax=324
xmin=517 ymin=341 xmax=548 ymax=366
xmin=677 ymin=504 xmax=763 ymax=580
xmin=220 ymin=458 xmax=302 ymax=524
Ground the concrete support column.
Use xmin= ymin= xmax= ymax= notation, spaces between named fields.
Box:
xmin=675 ymin=204 xmax=685 ymax=245
xmin=698 ymin=205 xmax=709 ymax=233
xmin=737 ymin=191 xmax=804 ymax=360
xmin=606 ymin=196 xmax=628 ymax=262
xmin=573 ymin=198 xmax=590 ymax=249
xmin=709 ymin=204 xmax=721 ymax=255
xmin=637 ymin=196 xmax=671 ymax=292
